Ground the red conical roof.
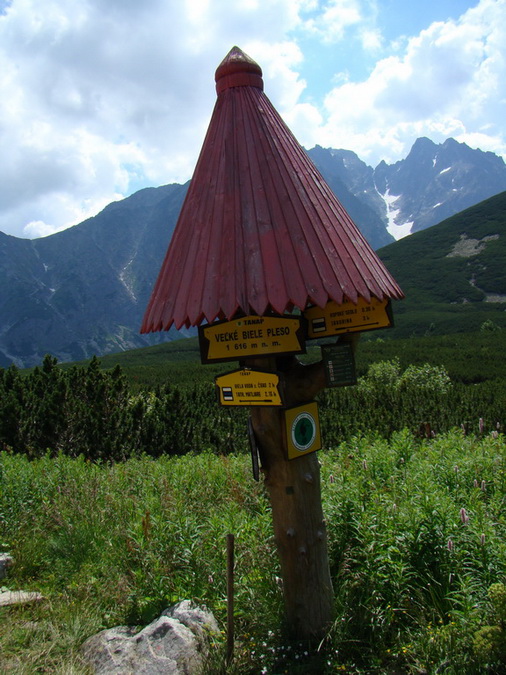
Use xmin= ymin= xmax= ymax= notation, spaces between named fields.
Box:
xmin=141 ymin=46 xmax=403 ymax=333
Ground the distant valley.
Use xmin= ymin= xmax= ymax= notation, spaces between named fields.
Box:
xmin=1 ymin=137 xmax=506 ymax=368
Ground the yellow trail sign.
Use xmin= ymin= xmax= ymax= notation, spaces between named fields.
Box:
xmin=215 ymin=369 xmax=284 ymax=406
xmin=199 ymin=314 xmax=305 ymax=363
xmin=304 ymin=297 xmax=392 ymax=338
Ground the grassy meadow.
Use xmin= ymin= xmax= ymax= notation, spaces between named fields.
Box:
xmin=2 ymin=434 xmax=506 ymax=673
xmin=1 ymin=329 xmax=506 ymax=673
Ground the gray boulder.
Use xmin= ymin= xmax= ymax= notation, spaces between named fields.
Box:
xmin=0 ymin=553 xmax=13 ymax=580
xmin=81 ymin=600 xmax=219 ymax=674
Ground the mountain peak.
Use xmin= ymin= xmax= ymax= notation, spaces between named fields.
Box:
xmin=412 ymin=136 xmax=437 ymax=150
xmin=2 ymin=137 xmax=506 ymax=367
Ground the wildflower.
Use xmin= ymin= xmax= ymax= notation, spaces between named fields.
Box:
xmin=481 ymin=480 xmax=486 ymax=492
xmin=460 ymin=507 xmax=469 ymax=525
xmin=447 ymin=539 xmax=454 ymax=551
xmin=481 ymin=533 xmax=486 ymax=546
xmin=454 ymin=465 xmax=459 ymax=473
xmin=474 ymin=479 xmax=479 ymax=488
xmin=329 ymin=474 xmax=335 ymax=483
xmin=479 ymin=418 xmax=485 ymax=434
xmin=362 ymin=459 xmax=368 ymax=471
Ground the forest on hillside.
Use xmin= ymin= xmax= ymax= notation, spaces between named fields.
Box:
xmin=1 ymin=328 xmax=505 ymax=461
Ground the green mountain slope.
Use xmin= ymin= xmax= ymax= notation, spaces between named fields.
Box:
xmin=378 ymin=191 xmax=506 ymax=336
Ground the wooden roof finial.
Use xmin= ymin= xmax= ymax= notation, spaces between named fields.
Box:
xmin=215 ymin=46 xmax=264 ymax=94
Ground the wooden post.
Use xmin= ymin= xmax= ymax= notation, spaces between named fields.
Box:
xmin=247 ymin=356 xmax=334 ymax=641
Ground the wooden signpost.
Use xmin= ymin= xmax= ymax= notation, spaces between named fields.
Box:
xmin=203 ymin=310 xmax=379 ymax=639
xmin=141 ymin=46 xmax=404 ymax=644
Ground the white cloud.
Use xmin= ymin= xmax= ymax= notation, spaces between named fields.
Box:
xmin=314 ymin=0 xmax=506 ymax=165
xmin=0 ymin=0 xmax=312 ymax=237
xmin=300 ymin=0 xmax=364 ymax=42
xmin=0 ymin=0 xmax=504 ymax=238
xmin=246 ymin=40 xmax=307 ymax=109
xmin=23 ymin=219 xmax=70 ymax=239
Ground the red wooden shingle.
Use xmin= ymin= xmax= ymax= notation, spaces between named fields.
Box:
xmin=141 ymin=46 xmax=403 ymax=333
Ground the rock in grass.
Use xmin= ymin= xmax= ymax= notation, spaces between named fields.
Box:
xmin=0 ymin=590 xmax=43 ymax=607
xmin=81 ymin=600 xmax=219 ymax=674
xmin=0 ymin=553 xmax=13 ymax=580
xmin=162 ymin=600 xmax=219 ymax=647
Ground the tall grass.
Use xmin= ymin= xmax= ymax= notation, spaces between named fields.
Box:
xmin=2 ymin=430 xmax=506 ymax=673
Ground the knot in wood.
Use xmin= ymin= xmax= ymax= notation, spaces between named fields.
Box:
xmin=286 ymin=528 xmax=296 ymax=538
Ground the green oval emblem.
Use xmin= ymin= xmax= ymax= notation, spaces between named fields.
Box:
xmin=292 ymin=412 xmax=316 ymax=452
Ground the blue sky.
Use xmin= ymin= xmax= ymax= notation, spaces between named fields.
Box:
xmin=295 ymin=1 xmax=477 ymax=99
xmin=0 ymin=0 xmax=504 ymax=239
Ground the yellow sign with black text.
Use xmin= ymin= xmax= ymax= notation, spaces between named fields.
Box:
xmin=304 ymin=297 xmax=392 ymax=338
xmin=215 ymin=369 xmax=284 ymax=407
xmin=199 ymin=315 xmax=305 ymax=363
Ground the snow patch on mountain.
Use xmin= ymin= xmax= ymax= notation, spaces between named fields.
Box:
xmin=119 ymin=256 xmax=137 ymax=303
xmin=380 ymin=189 xmax=413 ymax=240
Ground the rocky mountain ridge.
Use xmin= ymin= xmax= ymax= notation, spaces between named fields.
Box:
xmin=309 ymin=137 xmax=506 ymax=240
xmin=2 ymin=137 xmax=506 ymax=367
